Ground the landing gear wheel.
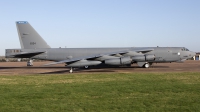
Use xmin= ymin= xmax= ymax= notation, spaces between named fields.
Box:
xmin=69 ymin=67 xmax=73 ymax=73
xmin=84 ymin=66 xmax=89 ymax=69
xmin=144 ymin=63 xmax=150 ymax=68
xmin=27 ymin=60 xmax=33 ymax=66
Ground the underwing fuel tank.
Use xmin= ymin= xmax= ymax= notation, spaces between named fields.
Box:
xmin=67 ymin=60 xmax=101 ymax=67
xmin=132 ymin=54 xmax=155 ymax=62
xmin=105 ymin=57 xmax=132 ymax=65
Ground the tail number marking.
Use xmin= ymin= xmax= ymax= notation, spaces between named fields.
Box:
xmin=30 ymin=42 xmax=36 ymax=45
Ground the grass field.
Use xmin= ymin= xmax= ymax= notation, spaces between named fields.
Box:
xmin=0 ymin=72 xmax=200 ymax=112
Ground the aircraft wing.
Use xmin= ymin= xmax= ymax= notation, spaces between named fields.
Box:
xmin=10 ymin=51 xmax=45 ymax=58
xmin=44 ymin=48 xmax=154 ymax=66
xmin=106 ymin=48 xmax=154 ymax=56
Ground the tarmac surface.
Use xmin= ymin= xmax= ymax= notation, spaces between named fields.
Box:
xmin=0 ymin=60 xmax=200 ymax=75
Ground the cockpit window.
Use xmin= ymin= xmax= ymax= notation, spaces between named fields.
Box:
xmin=182 ymin=47 xmax=189 ymax=51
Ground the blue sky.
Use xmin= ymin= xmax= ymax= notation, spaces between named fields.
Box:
xmin=0 ymin=0 xmax=199 ymax=55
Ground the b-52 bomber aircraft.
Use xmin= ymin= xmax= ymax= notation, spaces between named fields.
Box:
xmin=5 ymin=21 xmax=196 ymax=73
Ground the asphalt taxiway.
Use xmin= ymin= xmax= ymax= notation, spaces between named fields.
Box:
xmin=0 ymin=60 xmax=200 ymax=75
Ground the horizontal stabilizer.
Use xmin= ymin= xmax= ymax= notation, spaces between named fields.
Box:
xmin=10 ymin=51 xmax=45 ymax=58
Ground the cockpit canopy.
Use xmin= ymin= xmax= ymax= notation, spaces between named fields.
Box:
xmin=181 ymin=47 xmax=189 ymax=51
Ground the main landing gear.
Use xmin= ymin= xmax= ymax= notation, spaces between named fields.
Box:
xmin=137 ymin=62 xmax=152 ymax=68
xmin=143 ymin=62 xmax=153 ymax=68
xmin=27 ymin=60 xmax=33 ymax=66
xmin=144 ymin=63 xmax=150 ymax=68
xmin=69 ymin=66 xmax=89 ymax=73
xmin=84 ymin=66 xmax=89 ymax=69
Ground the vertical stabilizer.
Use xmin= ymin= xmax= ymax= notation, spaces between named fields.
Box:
xmin=16 ymin=21 xmax=51 ymax=49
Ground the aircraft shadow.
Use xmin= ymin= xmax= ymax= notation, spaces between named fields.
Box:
xmin=40 ymin=70 xmax=70 ymax=74
xmin=0 ymin=67 xmax=66 ymax=69
xmin=0 ymin=65 xmax=169 ymax=70
xmin=40 ymin=68 xmax=115 ymax=74
xmin=149 ymin=66 xmax=169 ymax=68
xmin=0 ymin=66 xmax=169 ymax=74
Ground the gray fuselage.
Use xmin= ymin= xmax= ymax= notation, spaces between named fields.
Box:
xmin=6 ymin=47 xmax=194 ymax=63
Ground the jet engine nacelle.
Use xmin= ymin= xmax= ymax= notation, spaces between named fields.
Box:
xmin=105 ymin=57 xmax=132 ymax=65
xmin=132 ymin=54 xmax=155 ymax=62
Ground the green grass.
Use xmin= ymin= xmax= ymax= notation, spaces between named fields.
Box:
xmin=0 ymin=72 xmax=200 ymax=112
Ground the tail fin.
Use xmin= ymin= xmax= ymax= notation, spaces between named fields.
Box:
xmin=16 ymin=21 xmax=51 ymax=49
